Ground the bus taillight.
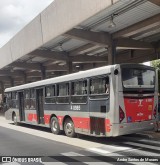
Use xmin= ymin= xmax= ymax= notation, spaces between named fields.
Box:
xmin=119 ymin=106 xmax=125 ymax=123
xmin=153 ymin=105 xmax=157 ymax=119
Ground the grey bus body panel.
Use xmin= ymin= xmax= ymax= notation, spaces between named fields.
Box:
xmin=112 ymin=120 xmax=155 ymax=136
xmin=4 ymin=64 xmax=157 ymax=137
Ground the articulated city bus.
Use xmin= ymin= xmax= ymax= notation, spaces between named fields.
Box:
xmin=4 ymin=64 xmax=158 ymax=137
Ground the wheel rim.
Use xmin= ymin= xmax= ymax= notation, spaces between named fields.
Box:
xmin=52 ymin=120 xmax=58 ymax=132
xmin=65 ymin=122 xmax=73 ymax=135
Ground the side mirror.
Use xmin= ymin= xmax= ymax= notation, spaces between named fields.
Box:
xmin=114 ymin=69 xmax=119 ymax=75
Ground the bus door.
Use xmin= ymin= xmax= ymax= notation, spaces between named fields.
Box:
xmin=18 ymin=91 xmax=25 ymax=121
xmin=89 ymin=76 xmax=110 ymax=136
xmin=36 ymin=88 xmax=44 ymax=124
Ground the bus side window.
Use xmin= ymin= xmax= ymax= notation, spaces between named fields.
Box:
xmin=105 ymin=76 xmax=110 ymax=94
xmin=82 ymin=80 xmax=87 ymax=95
xmin=30 ymin=89 xmax=36 ymax=109
xmin=57 ymin=83 xmax=69 ymax=96
xmin=90 ymin=76 xmax=109 ymax=95
xmin=11 ymin=92 xmax=18 ymax=108
xmin=57 ymin=83 xmax=69 ymax=103
xmin=25 ymin=90 xmax=30 ymax=109
xmin=6 ymin=92 xmax=12 ymax=108
xmin=45 ymin=85 xmax=56 ymax=104
xmin=48 ymin=85 xmax=55 ymax=97
xmin=71 ymin=80 xmax=87 ymax=103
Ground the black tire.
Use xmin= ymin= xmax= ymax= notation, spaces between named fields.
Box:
xmin=13 ymin=113 xmax=19 ymax=125
xmin=154 ymin=123 xmax=159 ymax=132
xmin=64 ymin=118 xmax=76 ymax=137
xmin=50 ymin=117 xmax=61 ymax=135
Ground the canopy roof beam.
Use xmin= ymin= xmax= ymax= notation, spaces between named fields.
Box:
xmin=64 ymin=28 xmax=111 ymax=47
xmin=113 ymin=13 xmax=160 ymax=38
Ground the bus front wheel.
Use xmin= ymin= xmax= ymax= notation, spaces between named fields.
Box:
xmin=50 ymin=117 xmax=61 ymax=135
xmin=64 ymin=118 xmax=76 ymax=137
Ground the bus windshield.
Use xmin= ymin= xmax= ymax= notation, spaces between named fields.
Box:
xmin=122 ymin=68 xmax=155 ymax=88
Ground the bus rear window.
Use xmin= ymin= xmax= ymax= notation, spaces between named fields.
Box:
xmin=122 ymin=68 xmax=155 ymax=88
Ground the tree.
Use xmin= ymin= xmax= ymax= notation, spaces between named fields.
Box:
xmin=152 ymin=59 xmax=160 ymax=69
xmin=151 ymin=60 xmax=160 ymax=93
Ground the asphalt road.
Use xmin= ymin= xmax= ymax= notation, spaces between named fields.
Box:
xmin=0 ymin=126 xmax=82 ymax=156
xmin=0 ymin=115 xmax=160 ymax=164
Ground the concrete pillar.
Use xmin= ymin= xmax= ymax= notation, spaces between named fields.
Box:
xmin=0 ymin=81 xmax=4 ymax=100
xmin=40 ymin=65 xmax=46 ymax=80
xmin=67 ymin=56 xmax=73 ymax=74
xmin=130 ymin=50 xmax=135 ymax=58
xmin=10 ymin=77 xmax=14 ymax=87
xmin=23 ymin=72 xmax=27 ymax=84
xmin=93 ymin=63 xmax=96 ymax=68
xmin=56 ymin=71 xmax=63 ymax=77
xmin=79 ymin=64 xmax=84 ymax=71
xmin=74 ymin=64 xmax=83 ymax=72
xmin=108 ymin=43 xmax=116 ymax=65
xmin=107 ymin=35 xmax=116 ymax=65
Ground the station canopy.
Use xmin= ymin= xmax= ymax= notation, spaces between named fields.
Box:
xmin=0 ymin=0 xmax=159 ymax=89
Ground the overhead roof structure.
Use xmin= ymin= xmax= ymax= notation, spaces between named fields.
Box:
xmin=0 ymin=0 xmax=160 ymax=93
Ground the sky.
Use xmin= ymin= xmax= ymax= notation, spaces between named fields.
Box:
xmin=0 ymin=0 xmax=54 ymax=48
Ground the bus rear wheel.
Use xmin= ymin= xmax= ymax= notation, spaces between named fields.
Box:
xmin=64 ymin=118 xmax=76 ymax=137
xmin=50 ymin=117 xmax=61 ymax=135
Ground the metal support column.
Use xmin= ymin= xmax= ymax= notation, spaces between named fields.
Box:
xmin=107 ymin=36 xmax=116 ymax=65
xmin=10 ymin=77 xmax=14 ymax=87
xmin=23 ymin=72 xmax=27 ymax=84
xmin=67 ymin=55 xmax=73 ymax=74
xmin=40 ymin=65 xmax=46 ymax=80
xmin=0 ymin=81 xmax=4 ymax=100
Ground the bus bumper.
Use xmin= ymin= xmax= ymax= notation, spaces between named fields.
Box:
xmin=111 ymin=120 xmax=155 ymax=137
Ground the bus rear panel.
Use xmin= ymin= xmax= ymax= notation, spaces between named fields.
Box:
xmin=111 ymin=64 xmax=157 ymax=136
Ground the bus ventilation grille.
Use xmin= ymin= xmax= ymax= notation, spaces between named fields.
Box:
xmin=90 ymin=117 xmax=105 ymax=135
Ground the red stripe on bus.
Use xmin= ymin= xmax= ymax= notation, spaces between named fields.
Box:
xmin=106 ymin=119 xmax=111 ymax=132
xmin=33 ymin=114 xmax=37 ymax=121
xmin=27 ymin=114 xmax=111 ymax=133
xmin=28 ymin=113 xmax=37 ymax=122
xmin=57 ymin=116 xmax=64 ymax=126
xmin=72 ymin=117 xmax=90 ymax=130
xmin=44 ymin=115 xmax=50 ymax=124
xmin=28 ymin=114 xmax=33 ymax=121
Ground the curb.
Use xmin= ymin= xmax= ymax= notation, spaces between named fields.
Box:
xmin=136 ymin=133 xmax=153 ymax=139
xmin=136 ymin=132 xmax=160 ymax=140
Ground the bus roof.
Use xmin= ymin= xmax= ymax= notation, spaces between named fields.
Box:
xmin=5 ymin=63 xmax=155 ymax=93
xmin=5 ymin=65 xmax=117 ymax=92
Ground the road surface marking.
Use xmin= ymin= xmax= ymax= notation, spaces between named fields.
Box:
xmin=61 ymin=152 xmax=84 ymax=156
xmin=88 ymin=148 xmax=111 ymax=154
xmin=139 ymin=139 xmax=160 ymax=145
xmin=44 ymin=163 xmax=67 ymax=165
xmin=124 ymin=142 xmax=160 ymax=151
xmin=102 ymin=145 xmax=131 ymax=152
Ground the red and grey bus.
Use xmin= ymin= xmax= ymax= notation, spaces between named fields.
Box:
xmin=4 ymin=63 xmax=158 ymax=137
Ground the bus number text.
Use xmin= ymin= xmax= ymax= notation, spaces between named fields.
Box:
xmin=71 ymin=105 xmax=80 ymax=111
